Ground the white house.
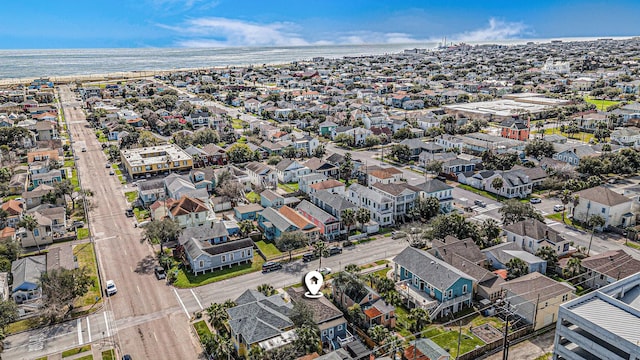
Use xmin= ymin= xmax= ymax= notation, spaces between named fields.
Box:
xmin=484 ymin=169 xmax=533 ymax=199
xmin=414 ymin=179 xmax=453 ymax=213
xmin=504 ymin=219 xmax=572 ymax=256
xmin=569 ymin=186 xmax=635 ymax=229
xmin=244 ymin=162 xmax=277 ymax=188
xmin=611 ymin=127 xmax=640 ymax=147
xmin=347 ymin=183 xmax=394 ymax=226
xmin=274 ymin=159 xmax=310 ymax=184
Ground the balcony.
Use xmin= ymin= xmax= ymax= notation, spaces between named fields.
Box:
xmin=396 ymin=280 xmax=438 ymax=311
xmin=337 ymin=329 xmax=355 ymax=347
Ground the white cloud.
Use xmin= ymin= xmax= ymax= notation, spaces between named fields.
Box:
xmin=448 ymin=18 xmax=527 ymax=42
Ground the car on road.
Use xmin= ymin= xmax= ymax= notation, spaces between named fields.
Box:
xmin=554 ymin=204 xmax=565 ymax=212
xmin=474 ymin=199 xmax=487 ymax=207
xmin=607 ymin=178 xmax=618 ymax=184
xmin=317 ymin=267 xmax=332 ymax=275
xmin=81 ymin=147 xmax=87 ymax=152
xmin=530 ymin=198 xmax=542 ymax=204
xmin=325 ymin=247 xmax=342 ymax=257
xmin=72 ymin=220 xmax=85 ymax=228
xmin=302 ymin=253 xmax=317 ymax=262
xmin=109 ymin=170 xmax=115 ymax=175
xmin=154 ymin=266 xmax=166 ymax=280
xmin=122 ymin=355 xmax=132 ymax=360
xmin=137 ymin=220 xmax=150 ymax=228
xmin=106 ymin=280 xmax=117 ymax=296
xmin=262 ymin=261 xmax=283 ymax=273
xmin=106 ymin=163 xmax=111 ymax=168
xmin=125 ymin=209 xmax=134 ymax=217
xmin=391 ymin=231 xmax=406 ymax=239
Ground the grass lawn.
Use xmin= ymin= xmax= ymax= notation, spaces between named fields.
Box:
xmin=457 ymin=184 xmax=501 ymax=201
xmin=101 ymin=350 xmax=115 ymax=360
xmin=371 ymin=268 xmax=390 ymax=279
xmin=6 ymin=317 xmax=41 ymax=334
xmin=2 ymin=194 xmax=23 ymax=202
xmin=626 ymin=241 xmax=640 ymax=250
xmin=64 ymin=159 xmax=75 ymax=168
xmin=583 ymin=96 xmax=620 ymax=110
xmin=35 ymin=357 xmax=47 ymax=360
xmin=77 ymin=228 xmax=90 ymax=240
xmin=62 ymin=345 xmax=92 ymax=358
xmin=231 ymin=118 xmax=246 ymax=129
xmin=545 ymin=212 xmax=565 ymax=222
xmin=173 ymin=255 xmax=264 ymax=288
xmin=543 ymin=127 xmax=595 ymax=143
xmin=71 ymin=169 xmax=80 ymax=191
xmin=278 ymin=182 xmax=299 ymax=193
xmin=73 ymin=243 xmax=101 ymax=307
xmin=193 ymin=320 xmax=212 ymax=341
xmin=134 ymin=208 xmax=149 ymax=221
xmin=469 ymin=315 xmax=504 ymax=330
xmin=393 ymin=305 xmax=412 ymax=337
xmin=75 ymin=356 xmax=93 ymax=360
xmin=125 ymin=191 xmax=138 ymax=203
xmin=256 ymin=240 xmax=282 ymax=258
xmin=246 ymin=191 xmax=260 ymax=203
xmin=374 ymin=259 xmax=389 ymax=265
xmin=426 ymin=326 xmax=485 ymax=358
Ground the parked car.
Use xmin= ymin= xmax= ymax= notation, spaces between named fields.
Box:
xmin=391 ymin=231 xmax=406 ymax=239
xmin=325 ymin=247 xmax=342 ymax=257
xmin=474 ymin=199 xmax=487 ymax=207
xmin=109 ymin=170 xmax=115 ymax=175
xmin=122 ymin=355 xmax=132 ymax=360
xmin=607 ymin=178 xmax=618 ymax=184
xmin=317 ymin=267 xmax=332 ymax=275
xmin=125 ymin=209 xmax=134 ymax=217
xmin=137 ymin=220 xmax=150 ymax=228
xmin=106 ymin=163 xmax=111 ymax=168
xmin=154 ymin=266 xmax=166 ymax=280
xmin=553 ymin=204 xmax=565 ymax=212
xmin=302 ymin=253 xmax=317 ymax=262
xmin=262 ymin=261 xmax=283 ymax=273
xmin=106 ymin=280 xmax=117 ymax=296
xmin=72 ymin=220 xmax=85 ymax=228
xmin=530 ymin=198 xmax=542 ymax=204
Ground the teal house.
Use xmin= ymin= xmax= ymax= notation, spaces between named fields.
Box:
xmin=393 ymin=247 xmax=474 ymax=320
xmin=318 ymin=120 xmax=338 ymax=137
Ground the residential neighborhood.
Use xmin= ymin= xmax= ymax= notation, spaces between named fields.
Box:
xmin=2 ymin=37 xmax=640 ymax=360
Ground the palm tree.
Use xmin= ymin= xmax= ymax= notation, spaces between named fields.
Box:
xmin=559 ymin=190 xmax=572 ymax=223
xmin=382 ymin=290 xmax=402 ymax=307
xmin=238 ymin=220 xmax=255 ymax=236
xmin=368 ymin=325 xmax=390 ymax=345
xmin=0 ymin=208 xmax=9 ymax=229
xmin=535 ymin=246 xmax=559 ymax=271
xmin=257 ymin=283 xmax=277 ymax=296
xmin=222 ymin=299 xmax=237 ymax=310
xmin=355 ymin=208 xmax=371 ymax=231
xmin=506 ymin=258 xmax=529 ymax=280
xmin=203 ymin=333 xmax=234 ymax=360
xmin=18 ymin=214 xmax=40 ymax=253
xmin=313 ymin=241 xmax=329 ymax=270
xmin=344 ymin=264 xmax=360 ymax=274
xmin=294 ymin=325 xmax=320 ymax=356
xmin=408 ymin=308 xmax=431 ymax=335
xmin=571 ymin=194 xmax=580 ymax=218
xmin=347 ymin=303 xmax=366 ymax=327
xmin=206 ymin=303 xmax=229 ymax=334
xmin=248 ymin=345 xmax=264 ymax=360
xmin=563 ymin=257 xmax=583 ymax=279
xmin=341 ymin=208 xmax=356 ymax=237
xmin=587 ymin=214 xmax=606 ymax=256
xmin=491 ymin=177 xmax=504 ymax=196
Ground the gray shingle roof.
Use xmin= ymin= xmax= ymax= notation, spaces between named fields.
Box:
xmin=574 ymin=186 xmax=631 ymax=207
xmin=228 ymin=290 xmax=293 ymax=345
xmin=504 ymin=219 xmax=565 ymax=245
xmin=393 ymin=247 xmax=472 ymax=292
xmin=414 ymin=179 xmax=452 ymax=194
xmin=11 ymin=255 xmax=46 ymax=291
xmin=259 ymin=207 xmax=294 ymax=232
xmin=296 ymin=200 xmax=337 ymax=224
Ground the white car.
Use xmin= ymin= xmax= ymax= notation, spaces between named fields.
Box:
xmin=106 ymin=280 xmax=117 ymax=296
xmin=553 ymin=204 xmax=565 ymax=212
xmin=317 ymin=267 xmax=332 ymax=275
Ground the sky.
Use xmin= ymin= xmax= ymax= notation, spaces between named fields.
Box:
xmin=1 ymin=0 xmax=639 ymax=49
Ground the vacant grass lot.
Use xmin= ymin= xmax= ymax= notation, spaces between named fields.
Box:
xmin=543 ymin=127 xmax=595 ymax=143
xmin=62 ymin=345 xmax=92 ymax=358
xmin=246 ymin=191 xmax=260 ymax=203
xmin=134 ymin=208 xmax=149 ymax=221
xmin=193 ymin=320 xmax=212 ymax=341
xmin=77 ymin=228 xmax=90 ymax=240
xmin=583 ymin=96 xmax=620 ymax=110
xmin=173 ymin=255 xmax=264 ymax=288
xmin=424 ymin=325 xmax=485 ymax=358
xmin=256 ymin=240 xmax=282 ymax=258
xmin=231 ymin=118 xmax=246 ymax=129
xmin=125 ymin=191 xmax=138 ymax=203
xmin=278 ymin=182 xmax=299 ymax=193
xmin=73 ymin=243 xmax=101 ymax=307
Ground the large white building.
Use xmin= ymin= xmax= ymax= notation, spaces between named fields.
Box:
xmin=553 ymin=273 xmax=640 ymax=360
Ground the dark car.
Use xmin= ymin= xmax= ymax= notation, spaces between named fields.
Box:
xmin=325 ymin=247 xmax=342 ymax=257
xmin=122 ymin=355 xmax=132 ymax=360
xmin=302 ymin=253 xmax=317 ymax=262
xmin=154 ymin=266 xmax=166 ymax=280
xmin=262 ymin=261 xmax=283 ymax=273
xmin=474 ymin=199 xmax=487 ymax=207
xmin=125 ymin=209 xmax=134 ymax=217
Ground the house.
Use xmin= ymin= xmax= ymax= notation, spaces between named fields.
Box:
xmin=318 ymin=120 xmax=338 ymax=137
xmin=501 ymin=272 xmax=574 ymax=330
xmin=499 ymin=118 xmax=530 ymax=141
xmin=167 ymin=196 xmax=214 ymax=228
xmin=210 ymin=196 xmax=232 ymax=213
xmin=137 ymin=179 xmax=166 ymax=206
xmin=404 ymin=339 xmax=450 ymax=360
xmin=120 ymin=144 xmax=193 ymax=179
xmin=296 ymin=200 xmax=341 ymax=241
xmin=258 ymin=206 xmax=319 ymax=241
xmin=414 ymin=179 xmax=453 ymax=213
xmin=552 ymin=145 xmax=599 ymax=166
xmin=553 ymin=273 xmax=640 ymax=360
xmin=17 ymin=205 xmax=66 ymax=248
xmin=8 ymin=173 xmax=29 ymax=195
xmin=27 ymin=149 xmax=60 ymax=163
xmin=11 ymin=255 xmax=46 ymax=303
xmin=484 ymin=169 xmax=533 ymax=199
xmin=611 ymin=126 xmax=640 ymax=147
xmin=504 ymin=219 xmax=572 ymax=256
xmin=245 ymin=162 xmax=278 ymax=188
xmin=371 ymin=182 xmax=420 ymax=222
xmin=430 ymin=236 xmax=485 ymax=266
xmin=394 ymin=247 xmax=473 ymax=319
xmin=1 ymin=199 xmax=24 ymax=228
xmin=30 ymin=169 xmax=64 ymax=188
xmin=569 ymin=186 xmax=634 ymax=229
xmin=227 ymin=290 xmax=295 ymax=357
xmin=299 ymin=173 xmax=329 ymax=195
xmin=580 ymin=249 xmax=640 ymax=289
xmin=22 ymin=184 xmax=55 ymax=209
xmin=164 ymin=173 xmax=206 ymax=201
xmin=34 ymin=121 xmax=58 ymax=141
xmin=482 ymin=242 xmax=548 ymax=275
xmin=274 ymin=159 xmax=310 ymax=184
xmin=185 ymin=110 xmax=210 ymax=129
xmin=347 ymin=184 xmax=394 ymax=226
xmin=333 ymin=127 xmax=372 ymax=147
xmin=260 ymin=189 xmax=284 ymax=209
xmin=331 ymin=274 xmax=395 ymax=329
xmin=399 ymin=138 xmax=432 ymax=160
xmin=234 ymin=203 xmax=264 ymax=221
xmin=178 ymin=226 xmax=253 ymax=275
xmin=367 ymin=167 xmax=403 ymax=185
xmin=309 ymin=179 xmax=345 ymax=196
xmin=304 ymin=157 xmax=339 ymax=179
xmin=291 ymin=133 xmax=320 ymax=156
xmin=311 ymin=190 xmax=359 ymax=222
xmin=287 ymin=287 xmax=349 ymax=351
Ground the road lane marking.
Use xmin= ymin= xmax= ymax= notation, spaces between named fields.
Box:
xmin=153 ymin=332 xmax=158 ymax=343
xmin=77 ymin=318 xmax=83 ymax=344
xmin=104 ymin=312 xmax=111 ymax=337
xmin=173 ymin=288 xmax=190 ymax=319
xmin=86 ymin=317 xmax=92 ymax=343
xmin=137 ymin=285 xmax=141 ymax=293
xmin=191 ymin=289 xmax=204 ymax=310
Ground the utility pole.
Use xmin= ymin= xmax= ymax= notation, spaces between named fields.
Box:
xmin=502 ymin=310 xmax=510 ymax=360
xmin=456 ymin=319 xmax=462 ymax=360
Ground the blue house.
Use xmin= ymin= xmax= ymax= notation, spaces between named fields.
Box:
xmin=234 ymin=203 xmax=264 ymax=221
xmin=178 ymin=225 xmax=253 ymax=275
xmin=287 ymin=287 xmax=350 ymax=351
xmin=393 ymin=247 xmax=474 ymax=319
xmin=260 ymin=189 xmax=284 ymax=209
xmin=257 ymin=207 xmax=297 ymax=241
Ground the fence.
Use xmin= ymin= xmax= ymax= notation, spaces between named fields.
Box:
xmin=457 ymin=325 xmax=532 ymax=360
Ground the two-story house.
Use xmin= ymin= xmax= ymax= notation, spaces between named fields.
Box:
xmin=499 ymin=118 xmax=530 ymax=141
xmin=298 ymin=173 xmax=328 ymax=195
xmin=274 ymin=159 xmax=310 ymax=184
xmin=367 ymin=167 xmax=404 ymax=185
xmin=245 ymin=162 xmax=278 ymax=188
xmin=394 ymin=247 xmax=474 ymax=319
xmin=347 ymin=184 xmax=394 ymax=226
xmin=257 ymin=206 xmax=319 ymax=241
xmin=552 ymin=145 xmax=599 ymax=166
xmin=611 ymin=127 xmax=640 ymax=147
xmin=504 ymin=219 xmax=572 ymax=256
xmin=138 ymin=179 xmax=166 ymax=206
xmin=311 ymin=190 xmax=359 ymax=224
xmin=482 ymin=242 xmax=548 ymax=275
xmin=22 ymin=184 xmax=55 ymax=209
xmin=167 ymin=196 xmax=215 ymax=228
xmin=304 ymin=157 xmax=339 ymax=179
xmin=332 ymin=274 xmax=396 ymax=329
xmin=296 ymin=200 xmax=341 ymax=241
xmin=371 ymin=182 xmax=420 ymax=223
xmin=580 ymin=249 xmax=640 ymax=289
xmin=1 ymin=199 xmax=24 ymax=229
xmin=185 ymin=110 xmax=211 ymax=129
xmin=484 ymin=169 xmax=533 ymax=199
xmin=414 ymin=179 xmax=453 ymax=213
xmin=260 ymin=189 xmax=284 ymax=209
xmin=178 ymin=224 xmax=253 ymax=276
xmin=570 ymin=186 xmax=634 ymax=229
xmin=308 ymin=179 xmax=345 ymax=196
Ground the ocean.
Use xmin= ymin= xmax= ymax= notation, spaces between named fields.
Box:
xmin=0 ymin=37 xmax=630 ymax=81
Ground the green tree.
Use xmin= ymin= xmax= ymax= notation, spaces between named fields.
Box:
xmin=0 ymin=299 xmax=17 ymax=336
xmin=141 ymin=218 xmax=183 ymax=252
xmin=290 ymin=300 xmax=316 ymax=328
xmin=312 ymin=144 xmax=325 ymax=158
xmin=424 ymin=160 xmax=443 ymax=174
xmin=355 ymin=207 xmax=371 ymax=230
xmin=428 ymin=214 xmax=481 ymax=245
xmin=506 ymin=258 xmax=529 ymax=280
xmin=294 ymin=325 xmax=321 ymax=356
xmin=390 ymin=144 xmax=411 ymax=162
xmin=563 ymin=258 xmax=583 ymax=279
xmin=334 ymin=133 xmax=354 ymax=147
xmin=206 ymin=302 xmax=229 ymax=333
xmin=559 ymin=190 xmax=573 ymax=223
xmin=408 ymin=308 xmax=431 ymax=334
xmin=238 ymin=219 xmax=256 ymax=236
xmin=107 ymin=145 xmax=120 ymax=162
xmin=256 ymin=283 xmax=277 ymax=296
xmin=347 ymin=303 xmax=366 ymax=327
xmin=392 ymin=127 xmax=413 ymax=140
xmin=275 ymin=231 xmax=306 ymax=261
xmin=481 ymin=218 xmax=502 ymax=248
xmin=227 ymin=143 xmax=254 ymax=163
xmin=344 ymin=264 xmax=360 ymax=274
xmin=491 ymin=177 xmax=504 ymax=194
xmin=18 ymin=214 xmax=41 ymax=253
xmin=339 ymin=152 xmax=354 ymax=182
xmin=341 ymin=208 xmax=356 ymax=236
xmin=282 ymin=146 xmax=296 ymax=159
xmin=368 ymin=325 xmax=390 ymax=345
xmin=313 ymin=241 xmax=330 ymax=269
xmin=364 ymin=135 xmax=381 ymax=148
xmin=535 ymin=246 xmax=559 ymax=270
xmin=499 ymin=199 xmax=545 ymax=226
xmin=40 ymin=267 xmax=93 ymax=323
xmin=587 ymin=214 xmax=606 ymax=256
xmin=202 ymin=333 xmax=234 ymax=360
xmin=524 ymin=140 xmax=555 ymax=158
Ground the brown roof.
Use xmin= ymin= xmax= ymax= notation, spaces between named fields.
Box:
xmin=309 ymin=179 xmax=344 ymax=191
xmin=581 ymin=249 xmax=640 ymax=280
xmin=169 ymin=196 xmax=208 ymax=216
xmin=1 ymin=200 xmax=23 ymax=216
xmin=369 ymin=168 xmax=401 ymax=179
xmin=500 ymin=272 xmax=574 ymax=303
xmin=430 ymin=236 xmax=485 ymax=264
xmin=574 ymin=186 xmax=631 ymax=207
xmin=278 ymin=206 xmax=315 ymax=231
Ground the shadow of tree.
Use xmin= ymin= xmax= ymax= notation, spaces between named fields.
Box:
xmin=135 ymin=255 xmax=157 ymax=275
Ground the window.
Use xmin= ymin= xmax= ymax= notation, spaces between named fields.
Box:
xmin=199 ymin=260 xmax=204 ymax=268
xmin=247 ymin=249 xmax=252 ymax=257
xmin=385 ymin=314 xmax=389 ymax=321
xmin=601 ymin=208 xmax=605 ymax=214
xmin=222 ymin=255 xmax=227 ymax=263
xmin=34 ymin=229 xmax=40 ymax=236
xmin=338 ymin=325 xmax=343 ymax=331
xmin=447 ymin=290 xmax=453 ymax=298
xmin=230 ymin=253 xmax=234 ymax=261
xmin=462 ymin=284 xmax=468 ymax=294
xmin=241 ymin=250 xmax=245 ymax=258
xmin=562 ymin=294 xmax=569 ymax=302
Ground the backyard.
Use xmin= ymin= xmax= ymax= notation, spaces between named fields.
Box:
xmin=124 ymin=191 xmax=138 ymax=203
xmin=543 ymin=127 xmax=595 ymax=143
xmin=246 ymin=191 xmax=260 ymax=203
xmin=278 ymin=182 xmax=299 ymax=193
xmin=256 ymin=240 xmax=282 ymax=258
